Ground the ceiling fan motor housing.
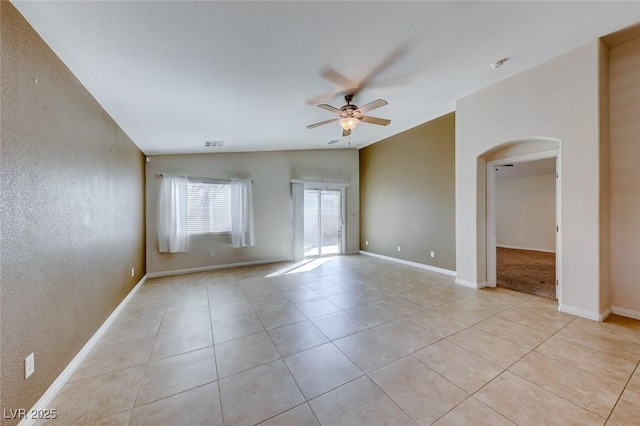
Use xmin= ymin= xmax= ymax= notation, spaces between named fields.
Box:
xmin=340 ymin=104 xmax=360 ymax=118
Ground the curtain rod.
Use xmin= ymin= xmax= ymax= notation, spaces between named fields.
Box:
xmin=290 ymin=179 xmax=349 ymax=188
xmin=156 ymin=173 xmax=253 ymax=183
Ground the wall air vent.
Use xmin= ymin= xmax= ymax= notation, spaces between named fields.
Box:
xmin=327 ymin=140 xmax=339 ymax=145
xmin=204 ymin=140 xmax=225 ymax=148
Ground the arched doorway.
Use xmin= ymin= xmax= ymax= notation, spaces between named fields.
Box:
xmin=480 ymin=138 xmax=562 ymax=303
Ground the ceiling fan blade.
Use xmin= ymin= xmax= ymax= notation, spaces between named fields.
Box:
xmin=307 ymin=45 xmax=408 ymax=105
xmin=317 ymin=104 xmax=342 ymax=114
xmin=307 ymin=118 xmax=338 ymax=129
xmin=321 ymin=68 xmax=358 ymax=90
xmin=342 ymin=128 xmax=351 ymax=137
xmin=357 ymin=99 xmax=388 ymax=114
xmin=305 ymin=69 xmax=360 ymax=105
xmin=360 ymin=116 xmax=391 ymax=126
xmin=306 ymin=90 xmax=342 ymax=106
xmin=367 ymin=75 xmax=412 ymax=89
xmin=359 ymin=44 xmax=408 ymax=90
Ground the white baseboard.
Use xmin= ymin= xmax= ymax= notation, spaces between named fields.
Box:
xmin=19 ymin=274 xmax=148 ymax=426
xmin=611 ymin=306 xmax=640 ymax=320
xmin=455 ymin=278 xmax=488 ymax=289
xmin=359 ymin=250 xmax=456 ymax=276
xmin=147 ymin=258 xmax=292 ymax=278
xmin=497 ymin=244 xmax=556 ymax=254
xmin=558 ymin=303 xmax=609 ymax=321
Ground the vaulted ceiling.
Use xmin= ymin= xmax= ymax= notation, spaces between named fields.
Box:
xmin=13 ymin=1 xmax=640 ymax=154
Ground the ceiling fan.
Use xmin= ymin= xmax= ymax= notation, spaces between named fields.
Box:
xmin=307 ymin=94 xmax=391 ymax=137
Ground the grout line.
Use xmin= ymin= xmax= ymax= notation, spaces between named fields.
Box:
xmin=253 ymin=401 xmax=317 ymax=425
xmin=205 ymin=276 xmax=227 ymax=426
xmin=507 ymin=349 xmax=623 ymax=420
xmin=362 ymin=355 xmax=427 ymax=425
xmin=78 ymin=408 xmax=133 ymax=425
xmin=429 ymin=317 xmax=557 ymax=424
xmin=605 ymin=360 xmax=639 ymax=424
xmin=130 ymin=283 xmax=167 ymax=413
xmin=248 ymin=283 xmax=312 ymax=419
xmin=459 ymin=313 xmax=598 ymax=420
xmin=125 ymin=380 xmax=219 ymax=422
xmin=303 ymin=373 xmax=365 ymax=403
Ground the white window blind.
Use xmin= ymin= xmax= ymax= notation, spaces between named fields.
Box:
xmin=187 ymin=180 xmax=232 ymax=234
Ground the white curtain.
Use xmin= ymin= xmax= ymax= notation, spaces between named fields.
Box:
xmin=291 ymin=182 xmax=304 ymax=260
xmin=231 ymin=179 xmax=255 ymax=248
xmin=157 ymin=175 xmax=188 ymax=253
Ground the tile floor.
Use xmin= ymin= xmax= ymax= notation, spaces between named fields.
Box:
xmin=38 ymin=255 xmax=640 ymax=425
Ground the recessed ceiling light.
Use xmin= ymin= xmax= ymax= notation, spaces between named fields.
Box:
xmin=490 ymin=58 xmax=509 ymax=69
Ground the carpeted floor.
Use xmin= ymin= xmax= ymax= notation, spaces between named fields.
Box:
xmin=497 ymin=247 xmax=556 ymax=300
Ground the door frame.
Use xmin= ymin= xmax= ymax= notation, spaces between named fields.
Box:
xmin=486 ymin=149 xmax=562 ymax=302
xmin=293 ymin=180 xmax=347 ymax=257
xmin=304 ymin=187 xmax=345 ymax=257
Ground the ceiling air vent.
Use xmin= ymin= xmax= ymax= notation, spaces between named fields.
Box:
xmin=204 ymin=140 xmax=225 ymax=148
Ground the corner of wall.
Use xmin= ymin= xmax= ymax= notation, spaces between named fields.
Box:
xmin=598 ymin=38 xmax=611 ymax=313
xmin=607 ymin=34 xmax=640 ymax=317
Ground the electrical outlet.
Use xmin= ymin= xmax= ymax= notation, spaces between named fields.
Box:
xmin=397 ymin=246 xmax=401 ymax=252
xmin=25 ymin=353 xmax=34 ymax=380
xmin=365 ymin=240 xmax=369 ymax=246
xmin=430 ymin=251 xmax=435 ymax=258
xmin=209 ymin=251 xmax=215 ymax=258
xmin=131 ymin=267 xmax=135 ymax=277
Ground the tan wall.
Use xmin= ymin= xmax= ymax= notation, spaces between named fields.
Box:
xmin=146 ymin=150 xmax=359 ymax=275
xmin=496 ymin=174 xmax=556 ymax=253
xmin=0 ymin=3 xmax=146 ymax=420
xmin=609 ymin=36 xmax=640 ymax=315
xmin=456 ymin=40 xmax=609 ymax=317
xmin=359 ymin=113 xmax=456 ymax=271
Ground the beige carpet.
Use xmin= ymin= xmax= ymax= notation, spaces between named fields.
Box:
xmin=497 ymin=247 xmax=556 ymax=300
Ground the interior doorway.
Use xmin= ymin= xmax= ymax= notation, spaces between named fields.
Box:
xmin=487 ymin=150 xmax=561 ymax=302
xmin=304 ymin=188 xmax=342 ymax=257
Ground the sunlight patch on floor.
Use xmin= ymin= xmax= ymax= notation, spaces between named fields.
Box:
xmin=265 ymin=256 xmax=336 ymax=277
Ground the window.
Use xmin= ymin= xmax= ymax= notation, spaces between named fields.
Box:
xmin=187 ymin=180 xmax=231 ymax=234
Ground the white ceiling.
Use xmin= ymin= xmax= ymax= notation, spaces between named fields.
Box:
xmin=13 ymin=1 xmax=640 ymax=155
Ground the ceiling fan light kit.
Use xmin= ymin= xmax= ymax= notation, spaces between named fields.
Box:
xmin=339 ymin=117 xmax=359 ymax=131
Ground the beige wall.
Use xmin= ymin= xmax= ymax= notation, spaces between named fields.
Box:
xmin=609 ymin=36 xmax=640 ymax=315
xmin=496 ymin=174 xmax=556 ymax=253
xmin=456 ymin=40 xmax=609 ymax=317
xmin=146 ymin=150 xmax=359 ymax=275
xmin=0 ymin=3 xmax=146 ymax=420
xmin=359 ymin=113 xmax=456 ymax=271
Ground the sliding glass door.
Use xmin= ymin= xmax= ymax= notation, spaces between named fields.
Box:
xmin=304 ymin=188 xmax=341 ymax=257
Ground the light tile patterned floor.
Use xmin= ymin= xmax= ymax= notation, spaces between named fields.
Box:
xmin=38 ymin=255 xmax=640 ymax=425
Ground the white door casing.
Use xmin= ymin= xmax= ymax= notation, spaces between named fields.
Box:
xmin=486 ymin=149 xmax=562 ymax=304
